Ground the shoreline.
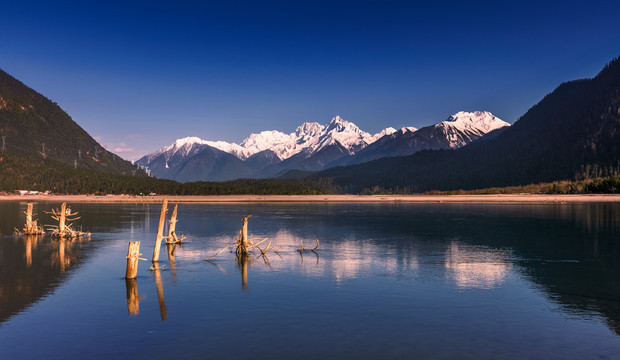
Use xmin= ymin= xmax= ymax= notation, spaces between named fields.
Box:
xmin=0 ymin=194 xmax=619 ymax=203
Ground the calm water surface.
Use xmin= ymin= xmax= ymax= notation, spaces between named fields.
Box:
xmin=1 ymin=201 xmax=619 ymax=359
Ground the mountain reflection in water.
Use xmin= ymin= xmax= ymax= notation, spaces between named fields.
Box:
xmin=445 ymin=242 xmax=511 ymax=289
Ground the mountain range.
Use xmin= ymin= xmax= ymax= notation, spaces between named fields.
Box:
xmin=1 ymin=55 xmax=619 ymax=195
xmin=310 ymin=56 xmax=620 ymax=193
xmin=137 ymin=112 xmax=509 ymax=182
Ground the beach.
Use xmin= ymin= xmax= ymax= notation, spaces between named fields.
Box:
xmin=1 ymin=194 xmax=619 ymax=203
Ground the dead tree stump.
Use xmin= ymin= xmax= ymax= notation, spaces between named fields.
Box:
xmin=46 ymin=202 xmax=90 ymax=238
xmin=17 ymin=203 xmax=44 ymax=235
xmin=125 ymin=241 xmax=141 ymax=279
xmin=236 ymin=215 xmax=252 ymax=257
xmin=152 ymin=199 xmax=168 ymax=263
xmin=166 ymin=204 xmax=185 ymax=244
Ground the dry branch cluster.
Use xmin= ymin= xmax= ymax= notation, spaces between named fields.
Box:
xmin=14 ymin=202 xmax=89 ymax=238
xmin=45 ymin=202 xmax=91 ymax=239
xmin=14 ymin=203 xmax=44 ymax=235
xmin=206 ymin=215 xmax=319 ymax=261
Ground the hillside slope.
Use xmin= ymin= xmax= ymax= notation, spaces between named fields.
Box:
xmin=0 ymin=69 xmax=142 ymax=175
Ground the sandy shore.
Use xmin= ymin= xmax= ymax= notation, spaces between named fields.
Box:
xmin=0 ymin=194 xmax=619 ymax=203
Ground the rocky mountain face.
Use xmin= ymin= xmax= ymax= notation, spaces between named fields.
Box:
xmin=137 ymin=112 xmax=507 ymax=182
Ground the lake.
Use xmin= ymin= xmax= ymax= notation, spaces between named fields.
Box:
xmin=1 ymin=201 xmax=619 ymax=359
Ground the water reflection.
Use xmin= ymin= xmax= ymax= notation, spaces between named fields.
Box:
xmin=151 ymin=263 xmax=167 ymax=322
xmin=24 ymin=235 xmax=39 ymax=268
xmin=237 ymin=256 xmax=249 ymax=290
xmin=166 ymin=244 xmax=177 ymax=280
xmin=2 ymin=201 xmax=620 ymax=358
xmin=444 ymin=242 xmax=511 ymax=289
xmin=0 ymin=234 xmax=95 ymax=325
xmin=125 ymin=279 xmax=140 ymax=315
xmin=197 ymin=229 xmax=419 ymax=283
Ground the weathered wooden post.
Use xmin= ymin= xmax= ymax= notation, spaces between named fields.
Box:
xmin=152 ymin=199 xmax=168 ymax=263
xmin=125 ymin=241 xmax=141 ymax=279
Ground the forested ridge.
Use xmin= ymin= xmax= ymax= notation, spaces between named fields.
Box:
xmin=0 ymin=68 xmax=145 ymax=176
xmin=0 ymin=152 xmax=336 ymax=195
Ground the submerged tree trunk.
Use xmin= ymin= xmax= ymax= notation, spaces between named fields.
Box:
xmin=125 ymin=241 xmax=141 ymax=279
xmin=152 ymin=199 xmax=168 ymax=263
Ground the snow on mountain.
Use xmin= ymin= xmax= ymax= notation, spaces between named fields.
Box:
xmin=136 ymin=111 xmax=508 ymax=181
xmin=237 ymin=130 xmax=292 ymax=159
xmin=237 ymin=116 xmax=388 ymax=159
xmin=372 ymin=127 xmax=398 ymax=140
xmin=304 ymin=116 xmax=375 ymax=156
xmin=140 ymin=113 xmax=500 ymax=167
xmin=141 ymin=136 xmax=242 ymax=163
xmin=435 ymin=111 xmax=510 ymax=148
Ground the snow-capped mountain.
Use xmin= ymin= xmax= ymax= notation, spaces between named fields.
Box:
xmin=136 ymin=112 xmax=508 ymax=182
xmin=433 ymin=111 xmax=508 ymax=148
xmin=141 ymin=115 xmax=391 ymax=163
xmin=341 ymin=111 xmax=510 ymax=166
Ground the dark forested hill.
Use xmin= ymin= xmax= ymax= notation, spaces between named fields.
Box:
xmin=314 ymin=56 xmax=620 ymax=193
xmin=0 ymin=69 xmax=143 ymax=175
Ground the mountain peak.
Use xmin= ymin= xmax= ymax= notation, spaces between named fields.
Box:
xmin=173 ymin=136 xmax=206 ymax=148
xmin=331 ymin=115 xmax=345 ymax=123
xmin=440 ymin=111 xmax=509 ymax=133
xmin=373 ymin=127 xmax=398 ymax=141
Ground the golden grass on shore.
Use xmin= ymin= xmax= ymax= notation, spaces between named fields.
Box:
xmin=0 ymin=194 xmax=619 ymax=203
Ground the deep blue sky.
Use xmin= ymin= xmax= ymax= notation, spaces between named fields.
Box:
xmin=2 ymin=0 xmax=619 ymax=160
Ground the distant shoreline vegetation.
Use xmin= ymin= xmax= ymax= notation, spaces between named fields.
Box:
xmin=0 ymin=153 xmax=618 ymax=195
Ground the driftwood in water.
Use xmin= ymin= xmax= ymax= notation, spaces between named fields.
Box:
xmin=205 ymin=245 xmax=231 ymax=261
xmin=166 ymin=204 xmax=186 ymax=244
xmin=298 ymin=239 xmax=320 ymax=253
xmin=205 ymin=215 xmax=268 ymax=261
xmin=152 ymin=199 xmax=168 ymax=263
xmin=15 ymin=203 xmax=44 ymax=235
xmin=125 ymin=241 xmax=145 ymax=279
xmin=45 ymin=202 xmax=90 ymax=238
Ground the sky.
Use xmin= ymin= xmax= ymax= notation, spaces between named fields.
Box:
xmin=1 ymin=0 xmax=619 ymax=160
